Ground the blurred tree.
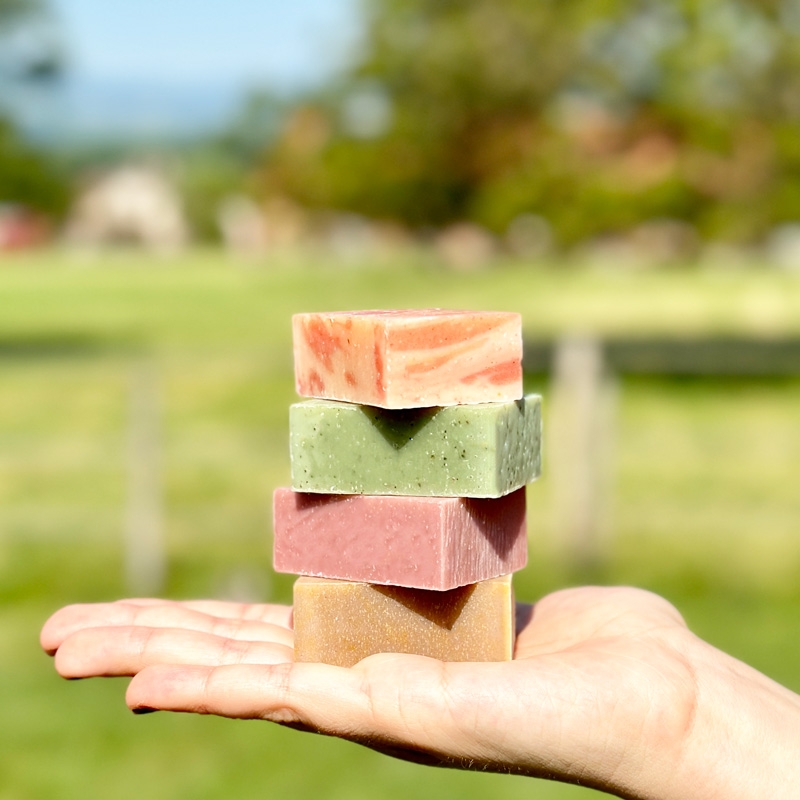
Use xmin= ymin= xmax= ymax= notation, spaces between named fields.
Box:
xmin=0 ymin=0 xmax=70 ymax=218
xmin=174 ymin=92 xmax=285 ymax=241
xmin=0 ymin=0 xmax=37 ymax=28
xmin=0 ymin=116 xmax=69 ymax=216
xmin=260 ymin=0 xmax=800 ymax=247
xmin=219 ymin=91 xmax=285 ymax=163
xmin=0 ymin=0 xmax=64 ymax=81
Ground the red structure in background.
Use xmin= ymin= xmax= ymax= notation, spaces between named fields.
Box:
xmin=0 ymin=204 xmax=50 ymax=251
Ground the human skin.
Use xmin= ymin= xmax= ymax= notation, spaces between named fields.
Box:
xmin=40 ymin=586 xmax=800 ymax=800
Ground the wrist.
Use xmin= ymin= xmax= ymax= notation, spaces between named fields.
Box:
xmin=657 ymin=638 xmax=800 ymax=800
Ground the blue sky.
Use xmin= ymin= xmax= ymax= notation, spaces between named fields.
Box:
xmin=50 ymin=0 xmax=363 ymax=91
xmin=13 ymin=0 xmax=363 ymax=140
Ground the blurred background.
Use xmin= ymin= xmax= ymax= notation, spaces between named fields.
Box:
xmin=1 ymin=1 xmax=799 ymax=799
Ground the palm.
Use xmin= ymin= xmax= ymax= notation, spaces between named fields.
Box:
xmin=42 ymin=587 xmax=700 ymax=796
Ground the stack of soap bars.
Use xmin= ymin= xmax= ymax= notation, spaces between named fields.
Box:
xmin=272 ymin=309 xmax=542 ymax=667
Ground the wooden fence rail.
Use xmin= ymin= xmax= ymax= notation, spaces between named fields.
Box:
xmin=528 ymin=336 xmax=800 ymax=571
xmin=524 ymin=336 xmax=800 ymax=376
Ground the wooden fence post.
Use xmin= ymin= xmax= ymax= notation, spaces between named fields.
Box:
xmin=125 ymin=360 xmax=166 ymax=595
xmin=548 ymin=337 xmax=616 ymax=571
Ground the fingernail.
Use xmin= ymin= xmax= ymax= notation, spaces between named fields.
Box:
xmin=132 ymin=706 xmax=158 ymax=715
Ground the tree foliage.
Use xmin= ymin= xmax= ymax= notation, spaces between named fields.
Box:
xmin=0 ymin=0 xmax=69 ymax=216
xmin=261 ymin=0 xmax=800 ymax=244
xmin=0 ymin=118 xmax=69 ymax=215
xmin=0 ymin=0 xmax=39 ymax=23
xmin=0 ymin=0 xmax=62 ymax=79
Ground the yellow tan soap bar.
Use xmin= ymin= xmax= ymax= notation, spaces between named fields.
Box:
xmin=293 ymin=574 xmax=515 ymax=667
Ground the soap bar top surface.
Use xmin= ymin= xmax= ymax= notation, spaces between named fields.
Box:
xmin=293 ymin=574 xmax=515 ymax=666
xmin=290 ymin=394 xmax=541 ymax=498
xmin=293 ymin=309 xmax=522 ymax=408
xmin=273 ymin=487 xmax=527 ymax=590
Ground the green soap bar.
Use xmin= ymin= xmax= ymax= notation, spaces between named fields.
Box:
xmin=289 ymin=395 xmax=541 ymax=498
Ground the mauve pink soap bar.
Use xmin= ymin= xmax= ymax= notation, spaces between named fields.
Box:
xmin=273 ymin=487 xmax=527 ymax=590
xmin=292 ymin=309 xmax=522 ymax=408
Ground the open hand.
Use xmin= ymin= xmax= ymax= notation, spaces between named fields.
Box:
xmin=41 ymin=586 xmax=800 ymax=800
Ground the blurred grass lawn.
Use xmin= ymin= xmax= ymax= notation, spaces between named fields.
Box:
xmin=1 ymin=249 xmax=799 ymax=800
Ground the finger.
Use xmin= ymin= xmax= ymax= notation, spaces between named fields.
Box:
xmin=41 ymin=601 xmax=293 ymax=655
xmin=121 ymin=599 xmax=294 ymax=628
xmin=127 ymin=655 xmax=456 ymax=741
xmin=127 ymin=661 xmax=367 ymax=721
xmin=126 ymin=655 xmax=509 ymax=767
xmin=53 ymin=626 xmax=293 ymax=678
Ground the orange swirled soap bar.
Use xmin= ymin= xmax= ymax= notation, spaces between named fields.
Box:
xmin=292 ymin=309 xmax=522 ymax=409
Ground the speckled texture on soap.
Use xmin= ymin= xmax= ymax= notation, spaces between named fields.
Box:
xmin=293 ymin=574 xmax=515 ymax=666
xmin=289 ymin=394 xmax=541 ymax=498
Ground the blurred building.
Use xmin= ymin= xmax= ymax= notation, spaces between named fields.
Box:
xmin=65 ymin=166 xmax=189 ymax=253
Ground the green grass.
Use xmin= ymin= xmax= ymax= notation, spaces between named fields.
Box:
xmin=1 ymin=249 xmax=800 ymax=799
xmin=2 ymin=249 xmax=800 ymax=350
